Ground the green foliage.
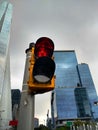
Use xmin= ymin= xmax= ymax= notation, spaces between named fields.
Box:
xmin=73 ymin=120 xmax=97 ymax=126
xmin=74 ymin=120 xmax=83 ymax=126
xmin=35 ymin=125 xmax=70 ymax=130
xmin=35 ymin=125 xmax=49 ymax=130
xmin=56 ymin=126 xmax=70 ymax=130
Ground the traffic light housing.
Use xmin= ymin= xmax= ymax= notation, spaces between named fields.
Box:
xmin=27 ymin=37 xmax=55 ymax=94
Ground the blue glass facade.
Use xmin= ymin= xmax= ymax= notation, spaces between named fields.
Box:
xmin=51 ymin=51 xmax=98 ymax=126
xmin=56 ymin=87 xmax=77 ymax=120
xmin=77 ymin=64 xmax=98 ymax=118
xmin=54 ymin=51 xmax=79 ymax=87
xmin=74 ymin=87 xmax=92 ymax=118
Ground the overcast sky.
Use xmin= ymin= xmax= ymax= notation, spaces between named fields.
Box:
xmin=9 ymin=0 xmax=98 ymax=124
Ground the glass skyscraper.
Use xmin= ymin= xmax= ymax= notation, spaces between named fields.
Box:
xmin=74 ymin=87 xmax=92 ymax=118
xmin=51 ymin=51 xmax=98 ymax=127
xmin=0 ymin=1 xmax=12 ymax=129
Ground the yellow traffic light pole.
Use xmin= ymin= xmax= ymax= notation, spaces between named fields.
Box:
xmin=17 ymin=43 xmax=35 ymax=130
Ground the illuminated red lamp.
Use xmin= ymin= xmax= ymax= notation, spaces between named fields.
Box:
xmin=33 ymin=37 xmax=55 ymax=83
xmin=34 ymin=37 xmax=54 ymax=58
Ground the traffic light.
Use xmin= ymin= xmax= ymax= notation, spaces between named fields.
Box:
xmin=27 ymin=37 xmax=55 ymax=94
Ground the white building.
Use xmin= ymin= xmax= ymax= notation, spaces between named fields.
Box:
xmin=0 ymin=1 xmax=12 ymax=129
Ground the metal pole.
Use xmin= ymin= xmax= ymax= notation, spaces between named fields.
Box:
xmin=17 ymin=43 xmax=35 ymax=130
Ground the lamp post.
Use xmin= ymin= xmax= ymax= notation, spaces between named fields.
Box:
xmin=17 ymin=43 xmax=35 ymax=130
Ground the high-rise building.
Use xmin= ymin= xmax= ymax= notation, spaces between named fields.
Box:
xmin=11 ymin=89 xmax=21 ymax=110
xmin=51 ymin=50 xmax=98 ymax=127
xmin=0 ymin=1 xmax=12 ymax=129
xmin=74 ymin=87 xmax=92 ymax=118
xmin=11 ymin=89 xmax=21 ymax=120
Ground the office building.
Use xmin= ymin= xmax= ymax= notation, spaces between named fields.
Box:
xmin=11 ymin=89 xmax=21 ymax=110
xmin=74 ymin=87 xmax=92 ymax=118
xmin=34 ymin=118 xmax=39 ymax=128
xmin=51 ymin=51 xmax=98 ymax=127
xmin=11 ymin=89 xmax=21 ymax=120
xmin=0 ymin=1 xmax=12 ymax=129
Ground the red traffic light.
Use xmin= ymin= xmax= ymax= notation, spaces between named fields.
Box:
xmin=33 ymin=37 xmax=55 ymax=83
xmin=34 ymin=37 xmax=54 ymax=58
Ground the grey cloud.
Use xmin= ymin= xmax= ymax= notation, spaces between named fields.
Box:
xmin=9 ymin=0 xmax=98 ymax=123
